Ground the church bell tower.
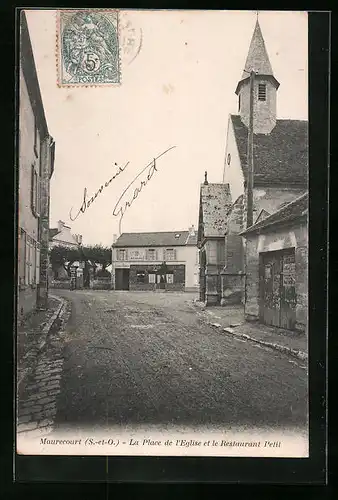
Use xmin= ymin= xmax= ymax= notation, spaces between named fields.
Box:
xmin=236 ymin=19 xmax=280 ymax=135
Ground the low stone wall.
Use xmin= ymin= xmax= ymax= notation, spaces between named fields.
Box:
xmin=91 ymin=278 xmax=112 ymax=290
xmin=50 ymin=280 xmax=71 ymax=289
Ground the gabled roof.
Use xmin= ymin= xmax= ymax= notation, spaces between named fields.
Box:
xmin=114 ymin=231 xmax=195 ymax=248
xmin=185 ymin=233 xmax=198 ymax=246
xmin=254 ymin=208 xmax=271 ymax=224
xmin=241 ymin=192 xmax=308 ymax=235
xmin=198 ymin=183 xmax=232 ymax=239
xmin=231 ymin=114 xmax=308 ymax=186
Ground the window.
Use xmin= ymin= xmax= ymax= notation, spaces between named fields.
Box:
xmin=18 ymin=229 xmax=26 ymax=286
xmin=36 ymin=246 xmax=40 ymax=285
xmin=238 ymin=94 xmax=241 ymax=112
xmin=148 ymin=273 xmax=156 ymax=284
xmin=166 ymin=274 xmax=174 ymax=284
xmin=166 ymin=248 xmax=176 ymax=261
xmin=147 ymin=249 xmax=156 ymax=260
xmin=258 ymin=83 xmax=266 ymax=101
xmin=117 ymin=249 xmax=127 ymax=260
xmin=31 ymin=165 xmax=40 ymax=217
xmin=136 ymin=271 xmax=145 ymax=283
xmin=20 ymin=231 xmax=39 ymax=287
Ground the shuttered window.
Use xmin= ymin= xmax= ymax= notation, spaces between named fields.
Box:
xmin=258 ymin=83 xmax=267 ymax=101
xmin=165 ymin=248 xmax=176 ymax=261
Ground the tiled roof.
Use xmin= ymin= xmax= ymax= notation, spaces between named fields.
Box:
xmin=241 ymin=192 xmax=308 ymax=235
xmin=199 ymin=183 xmax=232 ymax=238
xmin=114 ymin=231 xmax=195 ymax=247
xmin=231 ymin=114 xmax=308 ymax=186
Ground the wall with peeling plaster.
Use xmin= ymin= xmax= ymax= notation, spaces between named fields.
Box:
xmin=244 ymin=222 xmax=307 ymax=331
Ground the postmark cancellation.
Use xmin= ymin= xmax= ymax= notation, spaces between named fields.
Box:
xmin=57 ymin=10 xmax=120 ymax=87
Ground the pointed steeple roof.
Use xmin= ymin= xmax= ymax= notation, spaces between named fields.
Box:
xmin=235 ymin=18 xmax=280 ymax=95
xmin=242 ymin=20 xmax=273 ymax=78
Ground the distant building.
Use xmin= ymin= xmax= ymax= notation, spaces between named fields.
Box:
xmin=111 ymin=227 xmax=199 ymax=292
xmin=240 ymin=193 xmax=308 ymax=332
xmin=48 ymin=220 xmax=83 ymax=280
xmin=49 ymin=220 xmax=82 ymax=249
xmin=18 ymin=12 xmax=55 ymax=317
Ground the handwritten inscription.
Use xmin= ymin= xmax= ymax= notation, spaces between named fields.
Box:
xmin=69 ymin=162 xmax=129 ymax=221
xmin=69 ymin=147 xmax=176 ymax=232
xmin=112 ymin=146 xmax=176 ymax=233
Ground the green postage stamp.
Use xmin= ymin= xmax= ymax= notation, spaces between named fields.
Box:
xmin=57 ymin=10 xmax=120 ymax=86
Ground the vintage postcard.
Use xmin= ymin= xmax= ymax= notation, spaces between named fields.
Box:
xmin=16 ymin=9 xmax=309 ymax=458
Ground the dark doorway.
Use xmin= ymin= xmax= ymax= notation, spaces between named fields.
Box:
xmin=259 ymin=248 xmax=296 ymax=330
xmin=115 ymin=268 xmax=130 ymax=290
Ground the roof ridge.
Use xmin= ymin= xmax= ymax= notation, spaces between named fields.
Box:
xmin=118 ymin=230 xmax=189 ymax=236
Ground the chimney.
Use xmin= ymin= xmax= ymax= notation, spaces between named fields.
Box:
xmin=112 ymin=234 xmax=117 ymax=245
xmin=58 ymin=220 xmax=65 ymax=232
xmin=75 ymin=234 xmax=83 ymax=245
xmin=188 ymin=225 xmax=196 ymax=236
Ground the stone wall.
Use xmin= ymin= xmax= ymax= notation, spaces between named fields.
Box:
xmin=50 ymin=280 xmax=71 ymax=289
xmin=204 ymin=239 xmax=225 ymax=305
xmin=91 ymin=278 xmax=112 ymax=290
xmin=239 ymin=77 xmax=277 ymax=135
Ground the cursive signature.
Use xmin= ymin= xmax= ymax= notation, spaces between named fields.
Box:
xmin=69 ymin=162 xmax=129 ymax=221
xmin=112 ymin=146 xmax=176 ymax=234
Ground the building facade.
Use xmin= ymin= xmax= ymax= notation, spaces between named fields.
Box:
xmin=111 ymin=228 xmax=199 ymax=292
xmin=18 ymin=12 xmax=55 ymax=317
xmin=240 ymin=193 xmax=308 ymax=332
xmin=48 ymin=220 xmax=83 ymax=281
xmin=197 ymin=18 xmax=308 ymax=307
xmin=197 ymin=179 xmax=232 ymax=305
xmin=49 ymin=220 xmax=82 ymax=249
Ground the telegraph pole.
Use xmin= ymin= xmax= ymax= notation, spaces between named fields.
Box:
xmin=246 ymin=70 xmax=255 ymax=228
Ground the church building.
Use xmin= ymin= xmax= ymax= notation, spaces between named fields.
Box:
xmin=198 ymin=18 xmax=308 ymax=307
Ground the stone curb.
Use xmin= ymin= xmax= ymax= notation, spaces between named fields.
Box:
xmin=38 ymin=296 xmax=66 ymax=352
xmin=208 ymin=322 xmax=307 ymax=362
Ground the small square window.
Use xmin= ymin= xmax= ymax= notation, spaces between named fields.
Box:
xmin=258 ymin=83 xmax=266 ymax=101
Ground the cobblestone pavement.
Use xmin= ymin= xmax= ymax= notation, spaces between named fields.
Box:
xmin=47 ymin=290 xmax=307 ymax=432
xmin=17 ymin=300 xmax=71 ymax=435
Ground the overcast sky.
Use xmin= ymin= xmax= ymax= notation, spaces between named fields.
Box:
xmin=25 ymin=10 xmax=308 ymax=247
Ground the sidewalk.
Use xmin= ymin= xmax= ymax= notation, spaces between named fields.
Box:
xmin=193 ymin=301 xmax=307 ymax=361
xmin=17 ymin=295 xmax=65 ymax=394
